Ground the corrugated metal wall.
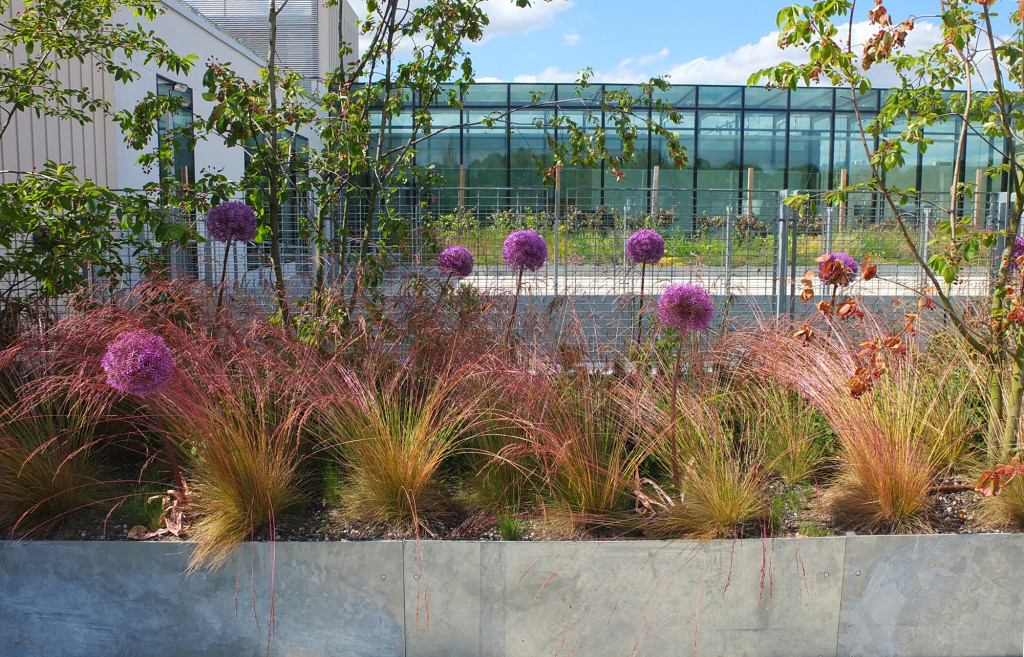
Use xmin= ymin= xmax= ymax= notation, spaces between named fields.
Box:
xmin=183 ymin=0 xmax=357 ymax=82
xmin=0 ymin=0 xmax=117 ymax=186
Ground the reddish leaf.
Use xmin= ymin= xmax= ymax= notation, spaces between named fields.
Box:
xmin=862 ymin=253 xmax=878 ymax=281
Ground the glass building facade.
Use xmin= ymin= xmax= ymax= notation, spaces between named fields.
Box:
xmin=374 ymin=83 xmax=1005 ymax=218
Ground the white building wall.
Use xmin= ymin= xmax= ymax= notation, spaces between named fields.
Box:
xmin=0 ymin=0 xmax=118 ymax=185
xmin=113 ymin=0 xmax=268 ymax=191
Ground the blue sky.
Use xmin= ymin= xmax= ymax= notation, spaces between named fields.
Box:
xmin=450 ymin=0 xmax=1014 ymax=86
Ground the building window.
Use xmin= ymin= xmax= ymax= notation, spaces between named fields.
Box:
xmin=156 ymin=77 xmax=196 ymax=185
xmin=156 ymin=77 xmax=198 ymax=277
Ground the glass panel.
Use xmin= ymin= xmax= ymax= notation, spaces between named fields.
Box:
xmin=463 ymin=84 xmax=507 ymax=106
xmin=964 ymin=132 xmax=998 ymax=205
xmin=743 ymin=112 xmax=787 ymax=191
xmin=698 ymin=86 xmax=742 ymax=108
xmin=787 ymin=112 xmax=832 ymax=190
xmin=510 ymin=84 xmax=554 ymax=104
xmin=920 ymin=119 xmax=959 ymax=194
xmin=744 ymin=87 xmax=788 ymax=110
xmin=835 ymin=89 xmax=879 ymax=112
xmin=789 ymin=88 xmax=833 ymax=110
xmin=832 ymin=113 xmax=874 ymax=187
xmin=881 ymin=117 xmax=916 ymax=192
xmin=465 ymin=110 xmax=507 ymax=187
xmin=156 ymin=78 xmax=195 ymax=185
xmin=417 ymin=108 xmax=461 ymax=186
xmin=651 ymin=85 xmax=697 ymax=109
xmin=604 ymin=84 xmax=649 ymax=107
xmin=509 ymin=109 xmax=554 ymax=188
xmin=696 ymin=110 xmax=741 ymax=214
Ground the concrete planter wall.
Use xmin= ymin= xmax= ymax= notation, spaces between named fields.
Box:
xmin=2 ymin=535 xmax=1022 ymax=657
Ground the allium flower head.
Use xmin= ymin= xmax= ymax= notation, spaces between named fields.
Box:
xmin=503 ymin=230 xmax=547 ymax=272
xmin=207 ymin=201 xmax=257 ymax=243
xmin=817 ymin=252 xmax=859 ymax=286
xmin=438 ymin=245 xmax=474 ymax=278
xmin=658 ymin=283 xmax=714 ymax=333
xmin=626 ymin=229 xmax=665 ymax=265
xmin=31 ymin=225 xmax=50 ymax=245
xmin=101 ymin=330 xmax=175 ymax=396
xmin=1011 ymin=236 xmax=1024 ymax=271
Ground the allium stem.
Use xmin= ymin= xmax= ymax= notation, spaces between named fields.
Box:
xmin=635 ymin=262 xmax=647 ymax=348
xmin=508 ymin=268 xmax=523 ymax=338
xmin=216 ymin=239 xmax=233 ymax=312
xmin=668 ymin=338 xmax=683 ymax=490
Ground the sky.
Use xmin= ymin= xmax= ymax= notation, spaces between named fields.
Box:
xmin=437 ymin=0 xmax=1016 ymax=87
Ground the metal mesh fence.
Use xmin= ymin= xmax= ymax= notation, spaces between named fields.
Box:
xmin=1 ymin=187 xmax=1012 ymax=346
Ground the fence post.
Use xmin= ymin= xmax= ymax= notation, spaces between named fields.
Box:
xmin=974 ymin=169 xmax=985 ymax=230
xmin=789 ymin=192 xmax=800 ymax=315
xmin=839 ymin=168 xmax=848 ymax=233
xmin=746 ymin=167 xmax=755 ymax=217
xmin=458 ymin=165 xmax=466 ymax=221
xmin=554 ymin=165 xmax=561 ymax=296
xmin=724 ymin=204 xmax=733 ymax=296
xmin=824 ymin=206 xmax=833 ymax=255
xmin=651 ymin=165 xmax=660 ymax=217
xmin=776 ymin=190 xmax=790 ymax=319
xmin=920 ymin=207 xmax=930 ymax=290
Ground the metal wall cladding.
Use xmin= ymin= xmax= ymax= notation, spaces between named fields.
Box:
xmin=184 ymin=0 xmax=322 ymax=80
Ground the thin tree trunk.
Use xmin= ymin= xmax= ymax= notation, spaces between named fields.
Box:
xmin=313 ymin=203 xmax=329 ymax=302
xmin=267 ymin=1 xmax=291 ymax=326
xmin=1001 ymin=339 xmax=1024 ymax=457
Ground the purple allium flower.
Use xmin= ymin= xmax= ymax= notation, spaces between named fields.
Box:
xmin=817 ymin=252 xmax=859 ymax=286
xmin=502 ymin=230 xmax=547 ymax=272
xmin=101 ymin=330 xmax=175 ymax=396
xmin=626 ymin=229 xmax=665 ymax=265
xmin=206 ymin=201 xmax=257 ymax=243
xmin=658 ymin=283 xmax=714 ymax=333
xmin=438 ymin=245 xmax=474 ymax=278
xmin=1011 ymin=236 xmax=1024 ymax=271
xmin=31 ymin=225 xmax=50 ymax=245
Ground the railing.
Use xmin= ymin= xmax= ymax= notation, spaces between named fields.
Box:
xmin=2 ymin=187 xmax=1012 ymax=344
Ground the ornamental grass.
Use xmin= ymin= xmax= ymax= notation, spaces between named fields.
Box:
xmin=750 ymin=310 xmax=979 ymax=533
xmin=304 ymin=353 xmax=504 ymax=532
xmin=0 ymin=394 xmax=112 ymax=537
xmin=524 ymin=373 xmax=652 ymax=536
xmin=0 ymin=271 xmax=1006 ymax=546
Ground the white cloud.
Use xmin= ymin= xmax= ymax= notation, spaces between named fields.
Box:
xmin=509 ymin=20 xmax=947 ymax=87
xmin=354 ymin=0 xmax=573 ymax=64
xmin=562 ymin=32 xmax=581 ymax=47
xmin=513 ymin=66 xmax=578 ymax=84
xmin=663 ymin=20 xmax=944 ymax=86
xmin=479 ymin=0 xmax=573 ymax=41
